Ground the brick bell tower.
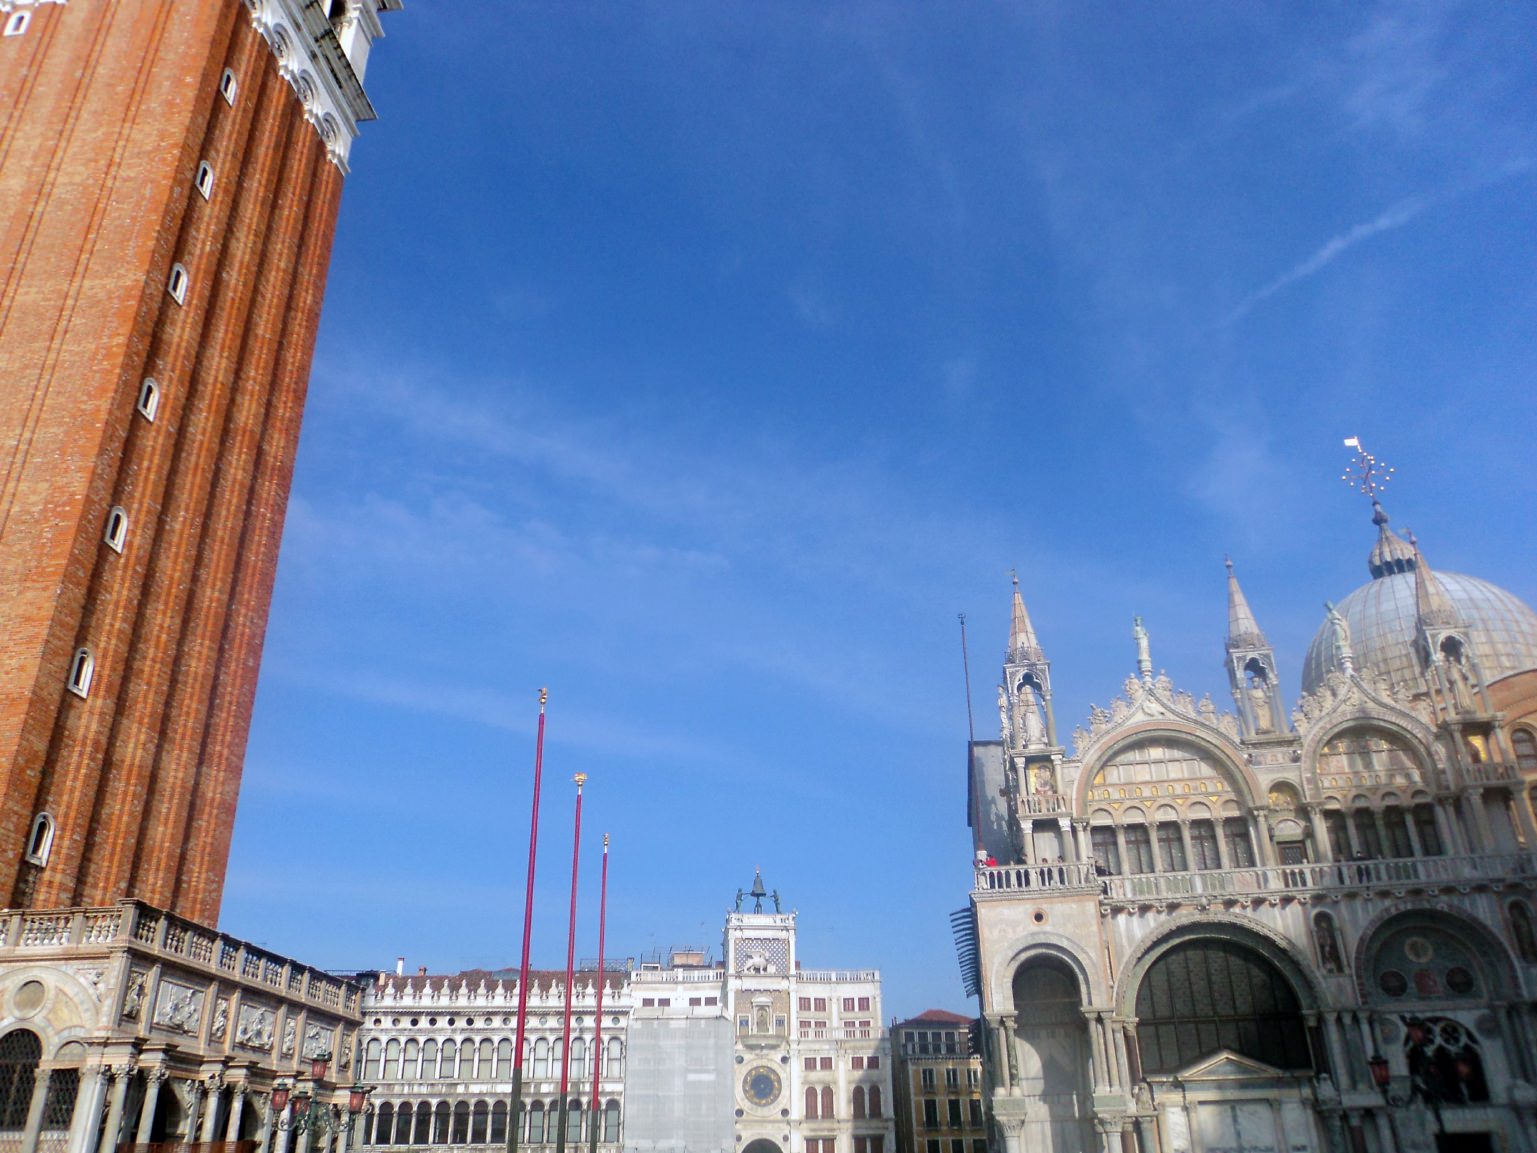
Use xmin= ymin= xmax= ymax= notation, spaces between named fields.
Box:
xmin=0 ymin=0 xmax=398 ymax=925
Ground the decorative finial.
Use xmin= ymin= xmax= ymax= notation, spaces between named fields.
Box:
xmin=1340 ymin=436 xmax=1395 ymax=510
xmin=603 ymin=833 xmax=610 ymax=849
xmin=1009 ymin=567 xmax=1018 ymax=589
xmin=1133 ymin=616 xmax=1152 ymax=681
xmin=1224 ymin=554 xmax=1233 ymax=573
xmin=539 ymin=686 xmax=548 ymax=708
xmin=573 ymin=772 xmax=587 ymax=791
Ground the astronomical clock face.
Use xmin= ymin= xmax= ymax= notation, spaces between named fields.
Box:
xmin=742 ymin=1065 xmax=782 ymax=1107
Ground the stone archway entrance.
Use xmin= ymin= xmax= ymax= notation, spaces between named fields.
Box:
xmin=743 ymin=1140 xmax=783 ymax=1153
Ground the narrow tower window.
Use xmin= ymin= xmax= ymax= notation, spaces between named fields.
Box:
xmin=4 ymin=13 xmax=30 ymax=36
xmin=194 ymin=161 xmax=214 ymax=200
xmin=104 ymin=507 xmax=129 ymax=553
xmin=24 ymin=814 xmax=54 ymax=866
xmin=67 ymin=648 xmax=95 ymax=698
xmin=136 ymin=379 xmax=160 ymax=421
xmin=220 ymin=68 xmax=238 ymax=104
xmin=167 ymin=264 xmax=189 ymax=305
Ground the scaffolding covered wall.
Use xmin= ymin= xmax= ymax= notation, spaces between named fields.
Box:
xmin=622 ymin=1016 xmax=734 ymax=1153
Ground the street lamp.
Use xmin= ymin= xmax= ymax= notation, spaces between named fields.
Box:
xmin=271 ymin=1053 xmax=373 ymax=1137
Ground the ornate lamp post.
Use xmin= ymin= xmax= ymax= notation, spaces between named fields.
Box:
xmin=271 ymin=1053 xmax=373 ymax=1146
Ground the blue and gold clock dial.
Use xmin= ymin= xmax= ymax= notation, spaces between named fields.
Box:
xmin=742 ymin=1065 xmax=782 ymax=1107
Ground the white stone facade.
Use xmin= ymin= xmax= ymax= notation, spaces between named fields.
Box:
xmin=964 ymin=511 xmax=1537 ymax=1153
xmin=358 ymin=967 xmax=630 ymax=1151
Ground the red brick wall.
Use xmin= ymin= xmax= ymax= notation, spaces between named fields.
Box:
xmin=0 ymin=2 xmax=346 ymax=924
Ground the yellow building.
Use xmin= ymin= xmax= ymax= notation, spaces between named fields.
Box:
xmin=890 ymin=1011 xmax=984 ymax=1153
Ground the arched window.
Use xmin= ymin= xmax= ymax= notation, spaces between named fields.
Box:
xmin=470 ymin=1101 xmax=488 ymax=1144
xmin=0 ymin=1030 xmax=42 ymax=1130
xmin=451 ymin=1101 xmax=469 ymax=1144
xmin=412 ymin=1102 xmax=430 ymax=1144
xmin=490 ymin=1101 xmax=508 ymax=1145
xmin=67 ymin=647 xmax=94 ymax=698
xmin=1135 ymin=939 xmax=1312 ymax=1074
xmin=432 ymin=1101 xmax=449 ymax=1143
xmin=605 ymin=1037 xmax=623 ymax=1078
xmin=137 ymin=379 xmax=160 ymax=421
xmin=1382 ymin=806 xmax=1414 ymax=858
xmin=1223 ymin=818 xmax=1255 ymax=867
xmin=566 ymin=1100 xmax=583 ymax=1143
xmin=104 ymin=507 xmax=129 ymax=553
xmin=852 ymin=1085 xmax=866 ymax=1118
xmin=804 ymin=1086 xmax=817 ymax=1118
xmin=382 ymin=1039 xmax=399 ymax=1081
xmin=1352 ymin=811 xmax=1382 ymax=858
xmin=194 ymin=161 xmax=214 ymax=200
xmin=219 ymin=68 xmax=238 ymax=104
xmin=496 ymin=1039 xmax=512 ymax=1079
xmin=440 ymin=1040 xmax=456 ymax=1079
xmin=1514 ymin=729 xmax=1537 ymax=772
xmin=167 ymin=263 xmax=189 ymax=305
xmin=869 ymin=1084 xmax=882 ymax=1118
xmin=24 ymin=815 xmax=53 ymax=867
xmin=363 ymin=1040 xmax=381 ymax=1081
xmin=526 ymin=1102 xmax=544 ymax=1143
xmin=1189 ymin=820 xmax=1221 ymax=870
xmin=603 ymin=1099 xmax=619 ymax=1142
xmin=392 ymin=1103 xmax=411 ymax=1145
xmin=532 ymin=1038 xmax=549 ymax=1078
xmin=820 ymin=1086 xmax=834 ymax=1119
xmin=373 ymin=1104 xmax=392 ymax=1147
xmin=570 ymin=1038 xmax=586 ymax=1081
xmin=1412 ymin=804 xmax=1443 ymax=856
xmin=402 ymin=1039 xmax=419 ymax=1080
xmin=421 ymin=1038 xmax=438 ymax=1078
xmin=457 ymin=1039 xmax=473 ymax=1079
xmin=4 ymin=12 xmax=30 ymax=36
xmin=479 ymin=1039 xmax=493 ymax=1079
xmin=1156 ymin=821 xmax=1186 ymax=871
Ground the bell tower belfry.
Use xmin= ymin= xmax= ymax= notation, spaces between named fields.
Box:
xmin=1224 ymin=558 xmax=1288 ymax=738
xmin=1001 ymin=574 xmax=1057 ymax=752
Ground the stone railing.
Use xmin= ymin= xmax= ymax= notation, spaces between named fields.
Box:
xmin=798 ymin=969 xmax=880 ymax=983
xmin=1018 ymin=794 xmax=1070 ymax=816
xmin=630 ymin=968 xmax=721 ymax=985
xmin=973 ymin=862 xmax=1099 ymax=894
xmin=0 ymin=899 xmax=362 ymax=1014
xmin=1459 ymin=761 xmax=1523 ymax=786
xmin=1098 ymin=851 xmax=1535 ymax=905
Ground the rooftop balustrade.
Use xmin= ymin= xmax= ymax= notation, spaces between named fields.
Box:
xmin=0 ymin=899 xmax=361 ymax=1013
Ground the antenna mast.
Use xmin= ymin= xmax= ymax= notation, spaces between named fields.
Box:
xmin=959 ymin=612 xmax=975 ymax=743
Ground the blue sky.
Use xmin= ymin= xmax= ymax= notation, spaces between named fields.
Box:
xmin=223 ymin=2 xmax=1537 ymax=1019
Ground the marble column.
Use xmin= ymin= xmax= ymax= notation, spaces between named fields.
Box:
xmin=134 ymin=1070 xmax=166 ymax=1145
xmin=200 ymin=1080 xmax=225 ymax=1143
xmin=19 ymin=1064 xmax=56 ymax=1153
xmin=99 ymin=1066 xmax=134 ymax=1153
xmin=225 ymin=1087 xmax=247 ymax=1143
xmin=62 ymin=1066 xmax=111 ymax=1153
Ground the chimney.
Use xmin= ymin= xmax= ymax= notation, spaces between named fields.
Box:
xmin=395 ymin=957 xmax=405 ymax=976
xmin=419 ymin=965 xmax=428 ymax=977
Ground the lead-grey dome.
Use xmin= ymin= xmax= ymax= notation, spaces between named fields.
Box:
xmin=1302 ymin=570 xmax=1537 ymax=696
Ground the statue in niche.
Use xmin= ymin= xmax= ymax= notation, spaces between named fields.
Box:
xmin=210 ymin=998 xmax=229 ymax=1042
xmin=1247 ymin=669 xmax=1274 ymax=732
xmin=998 ymin=685 xmax=1009 ymax=740
xmin=1015 ymin=683 xmax=1047 ymax=747
xmin=1313 ymin=913 xmax=1344 ymax=974
xmin=281 ymin=1016 xmax=296 ymax=1057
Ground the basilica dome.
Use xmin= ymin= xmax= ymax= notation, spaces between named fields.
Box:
xmin=1301 ymin=568 xmax=1537 ymax=697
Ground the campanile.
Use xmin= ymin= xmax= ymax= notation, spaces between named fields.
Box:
xmin=0 ymin=0 xmax=398 ymax=924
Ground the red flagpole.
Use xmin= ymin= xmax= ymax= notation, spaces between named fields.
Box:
xmin=508 ymin=689 xmax=547 ymax=1153
xmin=588 ymin=835 xmax=609 ymax=1153
xmin=555 ymin=773 xmax=587 ymax=1153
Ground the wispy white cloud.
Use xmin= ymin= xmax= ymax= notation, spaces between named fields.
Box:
xmin=1221 ymin=193 xmax=1431 ymax=326
xmin=790 ymin=274 xmax=839 ymax=329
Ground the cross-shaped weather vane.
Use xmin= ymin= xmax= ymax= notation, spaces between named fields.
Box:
xmin=1341 ymin=436 xmax=1394 ymax=503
